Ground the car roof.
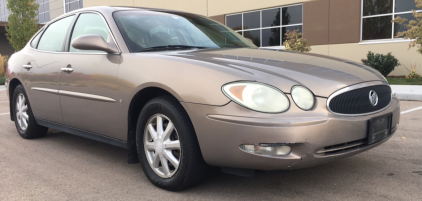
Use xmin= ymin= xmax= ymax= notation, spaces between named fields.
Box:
xmin=66 ymin=6 xmax=206 ymax=18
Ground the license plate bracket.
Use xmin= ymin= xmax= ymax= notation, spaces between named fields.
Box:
xmin=367 ymin=113 xmax=392 ymax=145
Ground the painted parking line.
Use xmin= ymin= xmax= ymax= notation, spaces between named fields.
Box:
xmin=401 ymin=106 xmax=422 ymax=115
xmin=0 ymin=113 xmax=10 ymax=116
xmin=0 ymin=101 xmax=9 ymax=103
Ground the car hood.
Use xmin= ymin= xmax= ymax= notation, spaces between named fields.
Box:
xmin=162 ymin=48 xmax=387 ymax=97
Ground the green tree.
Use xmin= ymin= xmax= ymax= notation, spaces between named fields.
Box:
xmin=393 ymin=0 xmax=422 ymax=54
xmin=5 ymin=0 xmax=39 ymax=52
xmin=283 ymin=29 xmax=311 ymax=52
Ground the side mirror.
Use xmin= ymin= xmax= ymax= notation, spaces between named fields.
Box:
xmin=71 ymin=34 xmax=119 ymax=54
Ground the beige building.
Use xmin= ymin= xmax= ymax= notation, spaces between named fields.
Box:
xmin=1 ymin=0 xmax=421 ymax=76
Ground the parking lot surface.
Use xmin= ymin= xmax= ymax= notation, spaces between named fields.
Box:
xmin=0 ymin=91 xmax=421 ymax=201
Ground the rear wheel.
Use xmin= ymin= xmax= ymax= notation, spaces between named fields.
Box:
xmin=136 ymin=96 xmax=209 ymax=191
xmin=12 ymin=85 xmax=48 ymax=139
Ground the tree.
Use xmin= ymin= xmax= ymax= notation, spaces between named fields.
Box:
xmin=393 ymin=0 xmax=422 ymax=54
xmin=283 ymin=29 xmax=311 ymax=52
xmin=5 ymin=0 xmax=39 ymax=52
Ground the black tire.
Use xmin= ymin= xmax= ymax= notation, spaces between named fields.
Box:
xmin=12 ymin=85 xmax=48 ymax=139
xmin=136 ymin=96 xmax=209 ymax=191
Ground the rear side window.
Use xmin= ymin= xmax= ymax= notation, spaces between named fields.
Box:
xmin=69 ymin=13 xmax=111 ymax=52
xmin=37 ymin=15 xmax=75 ymax=52
xmin=30 ymin=30 xmax=43 ymax=48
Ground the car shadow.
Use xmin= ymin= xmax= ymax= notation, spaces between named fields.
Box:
xmin=41 ymin=129 xmax=382 ymax=198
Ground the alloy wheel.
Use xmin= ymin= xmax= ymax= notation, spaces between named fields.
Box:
xmin=144 ymin=114 xmax=181 ymax=178
xmin=15 ymin=93 xmax=29 ymax=131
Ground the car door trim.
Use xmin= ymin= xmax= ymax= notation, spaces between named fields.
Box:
xmin=31 ymin=87 xmax=116 ymax=102
xmin=36 ymin=118 xmax=127 ymax=148
xmin=59 ymin=90 xmax=117 ymax=102
xmin=31 ymin=87 xmax=59 ymax=94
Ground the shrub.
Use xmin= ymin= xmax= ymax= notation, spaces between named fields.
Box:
xmin=3 ymin=55 xmax=9 ymax=74
xmin=283 ymin=30 xmax=311 ymax=52
xmin=0 ymin=75 xmax=5 ymax=85
xmin=0 ymin=54 xmax=4 ymax=75
xmin=361 ymin=51 xmax=401 ymax=77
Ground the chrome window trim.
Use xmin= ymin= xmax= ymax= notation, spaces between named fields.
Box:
xmin=31 ymin=87 xmax=116 ymax=102
xmin=29 ymin=10 xmax=122 ymax=55
xmin=326 ymin=81 xmax=392 ymax=116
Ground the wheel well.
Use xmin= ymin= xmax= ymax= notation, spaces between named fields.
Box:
xmin=126 ymin=87 xmax=177 ymax=164
xmin=8 ymin=79 xmax=22 ymax=121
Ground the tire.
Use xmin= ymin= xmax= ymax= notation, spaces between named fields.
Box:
xmin=12 ymin=85 xmax=48 ymax=139
xmin=136 ymin=96 xmax=209 ymax=191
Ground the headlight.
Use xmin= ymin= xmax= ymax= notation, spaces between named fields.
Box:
xmin=291 ymin=86 xmax=315 ymax=110
xmin=222 ymin=82 xmax=290 ymax=113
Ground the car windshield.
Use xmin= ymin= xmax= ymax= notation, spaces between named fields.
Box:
xmin=113 ymin=10 xmax=257 ymax=52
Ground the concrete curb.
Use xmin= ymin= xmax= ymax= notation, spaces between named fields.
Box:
xmin=390 ymin=85 xmax=422 ymax=101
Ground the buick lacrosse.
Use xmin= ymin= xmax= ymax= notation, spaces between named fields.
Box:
xmin=5 ymin=6 xmax=400 ymax=191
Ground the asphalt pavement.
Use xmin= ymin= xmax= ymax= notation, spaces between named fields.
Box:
xmin=0 ymin=91 xmax=421 ymax=201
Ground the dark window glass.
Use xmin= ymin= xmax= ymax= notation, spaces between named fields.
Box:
xmin=282 ymin=5 xmax=302 ymax=25
xmin=363 ymin=0 xmax=393 ymax=16
xmin=282 ymin=25 xmax=302 ymax=43
xmin=30 ymin=30 xmax=43 ymax=48
xmin=362 ymin=16 xmax=392 ymax=40
xmin=262 ymin=8 xmax=280 ymax=27
xmin=244 ymin=30 xmax=260 ymax=46
xmin=395 ymin=0 xmax=419 ymax=12
xmin=70 ymin=13 xmax=110 ymax=52
xmin=38 ymin=15 xmax=75 ymax=51
xmin=262 ymin=28 xmax=280 ymax=46
xmin=243 ymin=11 xmax=260 ymax=29
xmin=226 ymin=14 xmax=242 ymax=30
xmin=394 ymin=13 xmax=415 ymax=37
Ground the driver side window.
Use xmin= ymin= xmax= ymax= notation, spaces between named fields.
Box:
xmin=69 ymin=13 xmax=111 ymax=52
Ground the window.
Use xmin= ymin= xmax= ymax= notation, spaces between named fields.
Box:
xmin=0 ymin=0 xmax=10 ymax=22
xmin=37 ymin=0 xmax=50 ymax=24
xmin=37 ymin=15 xmax=75 ymax=52
xmin=30 ymin=30 xmax=43 ymax=48
xmin=69 ymin=13 xmax=110 ymax=52
xmin=113 ymin=11 xmax=255 ymax=52
xmin=64 ymin=0 xmax=83 ymax=13
xmin=361 ymin=0 xmax=421 ymax=41
xmin=226 ymin=4 xmax=303 ymax=48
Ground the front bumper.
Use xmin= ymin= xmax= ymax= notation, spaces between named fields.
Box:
xmin=182 ymin=96 xmax=400 ymax=170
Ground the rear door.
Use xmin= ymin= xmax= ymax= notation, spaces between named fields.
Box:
xmin=21 ymin=15 xmax=76 ymax=124
xmin=58 ymin=12 xmax=123 ymax=140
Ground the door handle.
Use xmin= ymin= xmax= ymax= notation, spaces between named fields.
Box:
xmin=61 ymin=67 xmax=74 ymax=73
xmin=23 ymin=63 xmax=32 ymax=70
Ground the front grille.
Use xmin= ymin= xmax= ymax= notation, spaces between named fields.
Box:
xmin=328 ymin=85 xmax=391 ymax=115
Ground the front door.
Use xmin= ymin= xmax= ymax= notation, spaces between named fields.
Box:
xmin=21 ymin=15 xmax=76 ymax=124
xmin=59 ymin=13 xmax=123 ymax=140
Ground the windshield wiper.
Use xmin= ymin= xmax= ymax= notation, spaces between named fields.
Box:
xmin=138 ymin=45 xmax=209 ymax=52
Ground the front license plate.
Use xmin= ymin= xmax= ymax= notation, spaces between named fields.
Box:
xmin=367 ymin=114 xmax=392 ymax=145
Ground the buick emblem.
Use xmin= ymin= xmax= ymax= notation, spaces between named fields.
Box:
xmin=369 ymin=90 xmax=378 ymax=106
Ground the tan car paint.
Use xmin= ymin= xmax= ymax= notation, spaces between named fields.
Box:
xmin=5 ymin=6 xmax=400 ymax=170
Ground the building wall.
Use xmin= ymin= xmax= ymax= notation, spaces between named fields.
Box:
xmin=49 ymin=0 xmax=65 ymax=20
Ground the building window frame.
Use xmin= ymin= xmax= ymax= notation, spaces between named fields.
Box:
xmin=225 ymin=3 xmax=303 ymax=49
xmin=37 ymin=0 xmax=50 ymax=24
xmin=360 ymin=0 xmax=422 ymax=44
xmin=63 ymin=0 xmax=83 ymax=13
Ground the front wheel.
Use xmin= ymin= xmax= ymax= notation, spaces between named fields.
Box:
xmin=136 ymin=96 xmax=209 ymax=191
xmin=12 ymin=85 xmax=48 ymax=139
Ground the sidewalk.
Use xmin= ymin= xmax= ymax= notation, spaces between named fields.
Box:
xmin=0 ymin=85 xmax=5 ymax=91
xmin=391 ymin=85 xmax=422 ymax=101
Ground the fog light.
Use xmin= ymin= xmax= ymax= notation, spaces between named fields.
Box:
xmin=240 ymin=144 xmax=291 ymax=156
